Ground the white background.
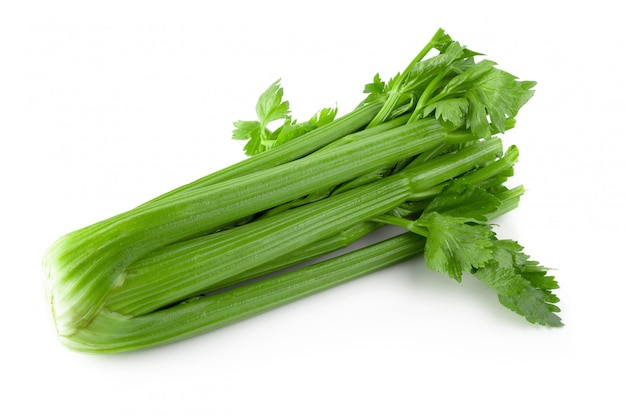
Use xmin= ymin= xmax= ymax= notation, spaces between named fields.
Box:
xmin=2 ymin=1 xmax=625 ymax=415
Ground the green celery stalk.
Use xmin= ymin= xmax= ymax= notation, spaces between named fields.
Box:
xmin=45 ymin=118 xmax=475 ymax=336
xmin=146 ymin=103 xmax=383 ymax=204
xmin=115 ymin=156 xmax=521 ymax=308
xmin=104 ymin=138 xmax=502 ymax=316
xmin=61 ymin=233 xmax=428 ymax=353
xmin=59 ymin=184 xmax=524 ymax=354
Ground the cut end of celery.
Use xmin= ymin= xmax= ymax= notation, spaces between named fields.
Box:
xmin=43 ymin=232 xmax=128 ymax=337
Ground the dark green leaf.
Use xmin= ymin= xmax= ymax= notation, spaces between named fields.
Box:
xmin=422 ymin=98 xmax=469 ymax=128
xmin=440 ymin=59 xmax=497 ymax=97
xmin=466 ymin=88 xmax=491 ymax=139
xmin=473 ymin=239 xmax=562 ymax=326
xmin=498 ymin=287 xmax=563 ymax=327
xmin=424 ymin=180 xmax=501 ymax=221
xmin=472 ymin=240 xmax=530 ymax=296
xmin=404 ymin=41 xmax=465 ymax=92
xmin=419 ymin=212 xmax=495 ymax=281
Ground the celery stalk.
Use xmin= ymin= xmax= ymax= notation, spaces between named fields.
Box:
xmin=45 ymin=118 xmax=470 ymax=336
xmin=105 ymin=138 xmax=502 ymax=316
xmin=60 ymin=233 xmax=426 ymax=353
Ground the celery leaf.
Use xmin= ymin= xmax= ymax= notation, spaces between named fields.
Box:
xmin=427 ymin=59 xmax=536 ymax=139
xmin=363 ymin=73 xmax=386 ymax=103
xmin=424 ymin=179 xmax=502 ymax=221
xmin=418 ymin=212 xmax=495 ymax=282
xmin=422 ymin=98 xmax=469 ymax=130
xmin=309 ymin=106 xmax=338 ymax=126
xmin=256 ymin=79 xmax=290 ymax=125
xmin=472 ymin=239 xmax=534 ymax=296
xmin=232 ymin=81 xmax=336 ymax=155
xmin=478 ymin=240 xmax=562 ymax=326
xmin=498 ymin=287 xmax=562 ymax=327
xmin=274 ymin=107 xmax=338 ymax=147
xmin=231 ymin=120 xmax=261 ymax=140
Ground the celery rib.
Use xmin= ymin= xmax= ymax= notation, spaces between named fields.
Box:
xmin=45 ymin=118 xmax=455 ymax=335
xmin=61 ymin=233 xmax=427 ymax=353
xmin=105 ymin=139 xmax=501 ymax=317
xmin=146 ymin=103 xmax=384 ymax=204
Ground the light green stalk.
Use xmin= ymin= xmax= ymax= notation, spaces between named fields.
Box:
xmin=59 ymin=185 xmax=524 ymax=354
xmin=45 ymin=118 xmax=471 ymax=336
xmin=105 ymin=138 xmax=502 ymax=316
xmin=60 ymin=233 xmax=427 ymax=353
xmin=146 ymin=103 xmax=384 ymax=204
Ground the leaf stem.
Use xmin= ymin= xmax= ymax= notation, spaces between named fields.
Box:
xmin=367 ymin=28 xmax=448 ymax=128
xmin=372 ymin=215 xmax=429 ymax=237
xmin=407 ymin=70 xmax=447 ymax=124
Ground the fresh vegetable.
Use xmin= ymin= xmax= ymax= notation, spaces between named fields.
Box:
xmin=43 ymin=29 xmax=561 ymax=353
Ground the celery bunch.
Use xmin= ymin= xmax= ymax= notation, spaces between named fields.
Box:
xmin=44 ymin=29 xmax=560 ymax=354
